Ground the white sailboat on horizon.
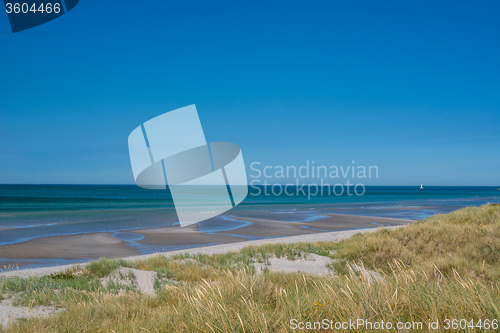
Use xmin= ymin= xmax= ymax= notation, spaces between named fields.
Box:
xmin=420 ymin=184 xmax=424 ymax=189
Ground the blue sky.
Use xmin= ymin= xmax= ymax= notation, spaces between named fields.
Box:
xmin=1 ymin=0 xmax=499 ymax=185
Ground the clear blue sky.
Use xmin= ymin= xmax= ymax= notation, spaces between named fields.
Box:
xmin=1 ymin=1 xmax=499 ymax=185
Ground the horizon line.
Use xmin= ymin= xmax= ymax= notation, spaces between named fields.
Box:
xmin=0 ymin=184 xmax=499 ymax=187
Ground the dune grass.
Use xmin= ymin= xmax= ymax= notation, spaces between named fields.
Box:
xmin=1 ymin=203 xmax=500 ymax=332
xmin=331 ymin=203 xmax=500 ymax=281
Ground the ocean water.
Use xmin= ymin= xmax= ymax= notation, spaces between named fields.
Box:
xmin=1 ymin=185 xmax=499 ymax=249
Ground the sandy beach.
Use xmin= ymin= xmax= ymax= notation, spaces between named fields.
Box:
xmin=0 ymin=224 xmax=404 ymax=279
xmin=0 ymin=223 xmax=405 ymax=328
xmin=0 ymin=232 xmax=138 ymax=267
xmin=125 ymin=223 xmax=248 ymax=247
xmin=126 ymin=213 xmax=410 ymax=243
xmin=0 ymin=214 xmax=411 ymax=270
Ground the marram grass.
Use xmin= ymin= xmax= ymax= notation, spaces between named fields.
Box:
xmin=1 ymin=203 xmax=499 ymax=332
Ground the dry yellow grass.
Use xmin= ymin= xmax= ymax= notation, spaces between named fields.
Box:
xmin=1 ymin=204 xmax=499 ymax=332
xmin=332 ymin=203 xmax=500 ymax=281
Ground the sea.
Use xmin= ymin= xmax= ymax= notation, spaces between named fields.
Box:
xmin=1 ymin=185 xmax=499 ymax=268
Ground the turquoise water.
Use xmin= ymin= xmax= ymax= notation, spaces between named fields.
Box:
xmin=1 ymin=185 xmax=499 ymax=249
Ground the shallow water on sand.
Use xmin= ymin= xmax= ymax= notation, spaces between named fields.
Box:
xmin=1 ymin=185 xmax=499 ymax=248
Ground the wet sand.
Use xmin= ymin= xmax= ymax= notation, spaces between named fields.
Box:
xmin=128 ymin=223 xmax=247 ymax=246
xmin=187 ymin=214 xmax=411 ymax=239
xmin=0 ymin=233 xmax=138 ymax=265
xmin=1 ymin=226 xmax=402 ymax=279
xmin=0 ymin=214 xmax=411 ymax=268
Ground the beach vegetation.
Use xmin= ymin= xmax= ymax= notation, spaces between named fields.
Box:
xmin=1 ymin=203 xmax=499 ymax=332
